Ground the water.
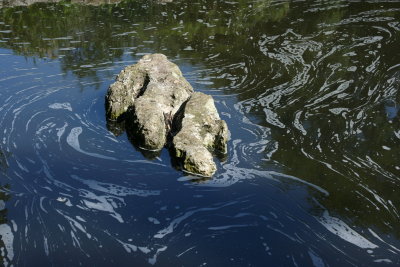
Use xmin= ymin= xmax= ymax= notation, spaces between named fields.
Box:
xmin=0 ymin=0 xmax=400 ymax=265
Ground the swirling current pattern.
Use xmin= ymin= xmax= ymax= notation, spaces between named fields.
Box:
xmin=0 ymin=0 xmax=399 ymax=266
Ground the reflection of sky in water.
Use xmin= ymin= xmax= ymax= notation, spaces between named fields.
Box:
xmin=0 ymin=0 xmax=400 ymax=265
xmin=385 ymin=100 xmax=399 ymax=121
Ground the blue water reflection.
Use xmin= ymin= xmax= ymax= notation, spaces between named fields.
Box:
xmin=0 ymin=0 xmax=400 ymax=266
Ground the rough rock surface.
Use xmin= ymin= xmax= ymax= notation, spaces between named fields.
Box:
xmin=105 ymin=63 xmax=148 ymax=120
xmin=105 ymin=54 xmax=228 ymax=176
xmin=172 ymin=92 xmax=229 ymax=177
xmin=106 ymin=54 xmax=193 ymax=150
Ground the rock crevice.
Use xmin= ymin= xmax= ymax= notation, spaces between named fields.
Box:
xmin=105 ymin=54 xmax=228 ymax=176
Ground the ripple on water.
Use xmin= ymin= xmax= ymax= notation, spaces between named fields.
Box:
xmin=0 ymin=0 xmax=400 ymax=265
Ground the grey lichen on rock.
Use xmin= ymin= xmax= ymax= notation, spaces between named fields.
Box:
xmin=105 ymin=64 xmax=148 ymax=121
xmin=131 ymin=97 xmax=167 ymax=150
xmin=105 ymin=53 xmax=228 ymax=176
xmin=106 ymin=53 xmax=193 ymax=150
xmin=172 ymin=92 xmax=229 ymax=177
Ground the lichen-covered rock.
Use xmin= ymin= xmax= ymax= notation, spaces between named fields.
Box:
xmin=106 ymin=54 xmax=229 ymax=176
xmin=131 ymin=97 xmax=166 ymax=150
xmin=105 ymin=64 xmax=148 ymax=120
xmin=106 ymin=54 xmax=194 ymax=150
xmin=129 ymin=54 xmax=193 ymax=150
xmin=172 ymin=92 xmax=229 ymax=177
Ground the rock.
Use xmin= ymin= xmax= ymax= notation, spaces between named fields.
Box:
xmin=105 ymin=63 xmax=149 ymax=121
xmin=129 ymin=54 xmax=193 ymax=150
xmin=105 ymin=54 xmax=229 ymax=176
xmin=172 ymin=92 xmax=229 ymax=177
xmin=106 ymin=54 xmax=193 ymax=150
xmin=131 ymin=97 xmax=167 ymax=150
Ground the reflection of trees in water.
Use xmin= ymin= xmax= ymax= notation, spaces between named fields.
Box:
xmin=0 ymin=149 xmax=11 ymax=174
xmin=259 ymin=3 xmax=400 ymax=239
xmin=0 ymin=0 xmax=122 ymax=8
xmin=0 ymin=0 xmax=287 ymax=83
xmin=260 ymin=7 xmax=400 ymax=234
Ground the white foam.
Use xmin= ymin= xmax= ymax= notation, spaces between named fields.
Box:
xmin=75 ymin=187 xmax=125 ymax=223
xmin=148 ymin=217 xmax=160 ymax=225
xmin=56 ymin=123 xmax=68 ymax=143
xmin=44 ymin=236 xmax=49 ymax=256
xmin=83 ymin=198 xmax=124 ymax=223
xmin=154 ymin=202 xmax=237 ymax=239
xmin=264 ymin=108 xmax=286 ymax=128
xmin=308 ymin=249 xmax=325 ymax=267
xmin=66 ymin=127 xmax=116 ymax=160
xmin=49 ymin=102 xmax=72 ymax=111
xmin=369 ymin=228 xmax=400 ymax=253
xmin=208 ymin=224 xmax=252 ymax=230
xmin=374 ymin=259 xmax=392 ymax=263
xmin=177 ymin=246 xmax=195 ymax=257
xmin=148 ymin=246 xmax=167 ymax=265
xmin=139 ymin=247 xmax=151 ymax=254
xmin=318 ymin=211 xmax=378 ymax=249
xmin=72 ymin=175 xmax=160 ymax=197
xmin=329 ymin=108 xmax=349 ymax=115
xmin=56 ymin=211 xmax=92 ymax=240
xmin=0 ymin=224 xmax=14 ymax=265
xmin=269 ymin=171 xmax=329 ymax=196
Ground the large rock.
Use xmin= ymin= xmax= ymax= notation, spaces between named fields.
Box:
xmin=105 ymin=54 xmax=229 ymax=176
xmin=172 ymin=92 xmax=228 ymax=177
xmin=106 ymin=54 xmax=193 ymax=150
xmin=130 ymin=54 xmax=193 ymax=150
xmin=105 ymin=63 xmax=148 ymax=121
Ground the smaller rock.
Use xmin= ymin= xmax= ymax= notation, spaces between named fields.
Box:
xmin=172 ymin=92 xmax=229 ymax=177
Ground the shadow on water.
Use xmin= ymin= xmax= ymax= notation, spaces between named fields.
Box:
xmin=105 ymin=117 xmax=126 ymax=137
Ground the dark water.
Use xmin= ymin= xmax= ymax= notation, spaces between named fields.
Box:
xmin=0 ymin=0 xmax=400 ymax=265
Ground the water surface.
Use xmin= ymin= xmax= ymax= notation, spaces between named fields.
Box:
xmin=0 ymin=0 xmax=400 ymax=266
